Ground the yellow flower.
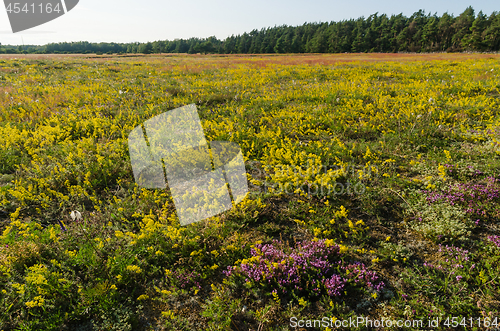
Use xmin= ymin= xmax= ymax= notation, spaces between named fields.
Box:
xmin=272 ymin=290 xmax=281 ymax=304
xmin=444 ymin=150 xmax=451 ymax=160
xmin=25 ymin=296 xmax=45 ymax=308
xmin=325 ymin=239 xmax=335 ymax=247
xmin=339 ymin=244 xmax=348 ymax=254
xmin=162 ymin=310 xmax=174 ymax=319
xmin=49 ymin=226 xmax=59 ymax=242
xmin=126 ymin=265 xmax=142 ymax=273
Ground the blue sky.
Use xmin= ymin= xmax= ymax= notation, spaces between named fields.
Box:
xmin=0 ymin=0 xmax=498 ymax=46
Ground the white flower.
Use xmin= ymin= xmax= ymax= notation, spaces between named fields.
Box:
xmin=70 ymin=210 xmax=82 ymax=221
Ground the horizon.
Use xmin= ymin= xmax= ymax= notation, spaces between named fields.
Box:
xmin=0 ymin=1 xmax=498 ymax=46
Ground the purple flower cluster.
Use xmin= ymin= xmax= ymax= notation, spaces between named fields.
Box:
xmin=323 ymin=274 xmax=345 ymax=296
xmin=224 ymin=239 xmax=384 ymax=300
xmin=423 ymin=245 xmax=473 ymax=281
xmin=343 ymin=262 xmax=385 ymax=291
xmin=423 ymin=176 xmax=500 ymax=220
xmin=488 ymin=235 xmax=500 ymax=248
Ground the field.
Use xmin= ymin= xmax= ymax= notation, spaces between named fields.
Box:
xmin=0 ymin=53 xmax=500 ymax=330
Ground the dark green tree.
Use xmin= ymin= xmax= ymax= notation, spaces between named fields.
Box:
xmin=451 ymin=6 xmax=475 ymax=50
xmin=483 ymin=11 xmax=500 ymax=50
xmin=438 ymin=12 xmax=455 ymax=51
xmin=463 ymin=11 xmax=488 ymax=50
xmin=139 ymin=42 xmax=153 ymax=54
xmin=422 ymin=15 xmax=439 ymax=51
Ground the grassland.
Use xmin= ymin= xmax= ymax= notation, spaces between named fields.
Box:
xmin=0 ymin=53 xmax=499 ymax=330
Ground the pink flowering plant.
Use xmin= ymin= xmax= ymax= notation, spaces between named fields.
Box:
xmin=488 ymin=235 xmax=500 ymax=249
xmin=423 ymin=176 xmax=500 ymax=222
xmin=223 ymin=239 xmax=384 ymax=304
xmin=422 ymin=245 xmax=474 ymax=291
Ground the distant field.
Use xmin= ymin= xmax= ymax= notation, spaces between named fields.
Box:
xmin=0 ymin=54 xmax=499 ymax=330
xmin=1 ymin=51 xmax=500 ymax=62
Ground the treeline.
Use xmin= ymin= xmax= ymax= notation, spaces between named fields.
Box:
xmin=1 ymin=7 xmax=499 ymax=55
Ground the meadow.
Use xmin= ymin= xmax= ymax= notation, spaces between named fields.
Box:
xmin=0 ymin=53 xmax=499 ymax=330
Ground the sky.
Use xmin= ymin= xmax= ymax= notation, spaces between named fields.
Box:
xmin=0 ymin=0 xmax=498 ymax=46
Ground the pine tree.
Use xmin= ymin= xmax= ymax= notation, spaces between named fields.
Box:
xmin=438 ymin=12 xmax=455 ymax=51
xmin=483 ymin=11 xmax=500 ymax=51
xmin=464 ymin=11 xmax=488 ymax=50
xmin=452 ymin=6 xmax=475 ymax=50
xmin=422 ymin=16 xmax=439 ymax=51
